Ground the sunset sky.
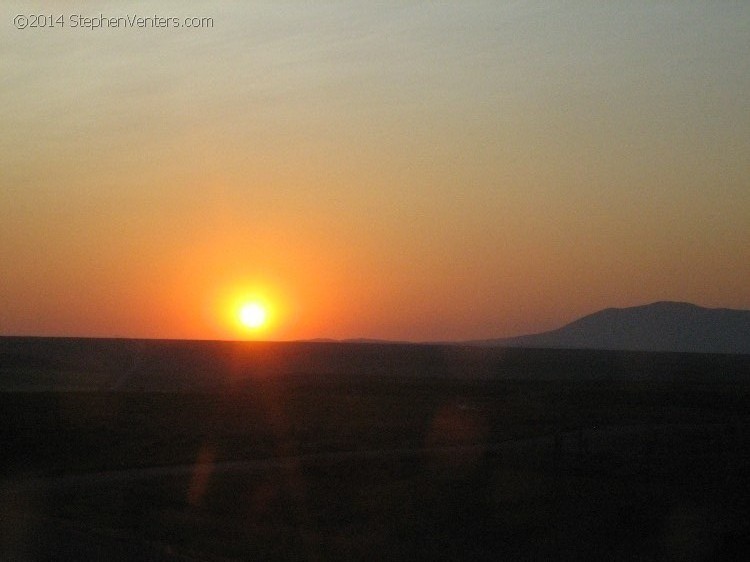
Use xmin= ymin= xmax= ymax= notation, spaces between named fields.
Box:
xmin=2 ymin=2 xmax=749 ymax=341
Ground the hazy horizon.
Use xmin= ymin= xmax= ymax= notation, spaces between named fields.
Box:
xmin=2 ymin=2 xmax=749 ymax=341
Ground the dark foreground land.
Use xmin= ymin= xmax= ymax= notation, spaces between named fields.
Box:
xmin=2 ymin=338 xmax=750 ymax=560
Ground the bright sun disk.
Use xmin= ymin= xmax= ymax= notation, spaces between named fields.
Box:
xmin=239 ymin=302 xmax=267 ymax=329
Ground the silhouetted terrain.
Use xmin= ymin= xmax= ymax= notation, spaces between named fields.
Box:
xmin=469 ymin=301 xmax=750 ymax=354
xmin=2 ymin=336 xmax=749 ymax=392
xmin=3 ymin=337 xmax=750 ymax=560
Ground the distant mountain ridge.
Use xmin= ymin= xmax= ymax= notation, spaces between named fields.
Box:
xmin=468 ymin=302 xmax=750 ymax=355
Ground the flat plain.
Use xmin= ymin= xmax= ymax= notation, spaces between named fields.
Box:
xmin=2 ymin=338 xmax=750 ymax=560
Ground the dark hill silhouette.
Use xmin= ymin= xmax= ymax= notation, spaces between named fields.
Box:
xmin=468 ymin=302 xmax=750 ymax=354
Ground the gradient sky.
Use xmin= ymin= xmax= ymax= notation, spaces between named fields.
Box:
xmin=2 ymin=2 xmax=749 ymax=341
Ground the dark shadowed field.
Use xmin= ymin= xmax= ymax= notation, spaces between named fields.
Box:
xmin=2 ymin=337 xmax=750 ymax=560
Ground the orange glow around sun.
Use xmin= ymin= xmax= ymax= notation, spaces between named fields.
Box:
xmin=212 ymin=283 xmax=285 ymax=340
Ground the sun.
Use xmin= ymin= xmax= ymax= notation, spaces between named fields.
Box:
xmin=238 ymin=302 xmax=267 ymax=329
xmin=219 ymin=284 xmax=284 ymax=338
